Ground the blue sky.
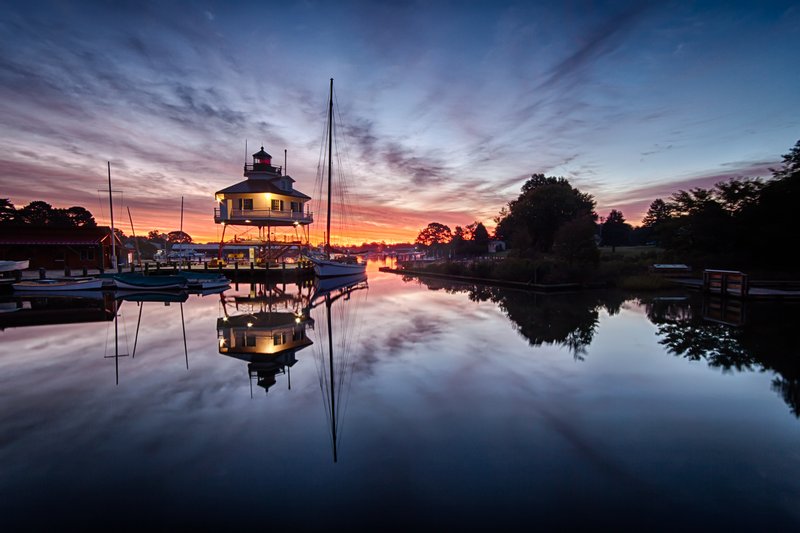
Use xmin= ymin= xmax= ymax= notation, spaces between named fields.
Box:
xmin=1 ymin=0 xmax=798 ymax=242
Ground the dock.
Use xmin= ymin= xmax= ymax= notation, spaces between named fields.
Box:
xmin=671 ymin=270 xmax=800 ymax=300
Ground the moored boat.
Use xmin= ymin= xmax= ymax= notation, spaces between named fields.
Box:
xmin=12 ymin=277 xmax=105 ymax=291
xmin=308 ymin=255 xmax=367 ymax=278
xmin=112 ymin=272 xmax=187 ymax=290
xmin=0 ymin=260 xmax=29 ymax=272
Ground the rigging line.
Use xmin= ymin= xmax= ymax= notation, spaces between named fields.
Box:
xmin=103 ymin=315 xmax=111 ymax=359
xmin=120 ymin=308 xmax=131 ymax=358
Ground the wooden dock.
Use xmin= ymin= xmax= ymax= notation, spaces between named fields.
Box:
xmin=671 ymin=270 xmax=800 ymax=300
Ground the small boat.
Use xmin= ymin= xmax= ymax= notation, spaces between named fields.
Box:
xmin=308 ymin=254 xmax=367 ymax=278
xmin=307 ymin=79 xmax=367 ymax=279
xmin=177 ymin=271 xmax=230 ymax=290
xmin=0 ymin=260 xmax=29 ymax=272
xmin=12 ymin=277 xmax=105 ymax=291
xmin=112 ymin=272 xmax=187 ymax=290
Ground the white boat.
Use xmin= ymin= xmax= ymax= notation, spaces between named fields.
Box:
xmin=12 ymin=277 xmax=105 ymax=291
xmin=0 ymin=260 xmax=29 ymax=272
xmin=308 ymin=79 xmax=367 ymax=279
xmin=308 ymin=255 xmax=367 ymax=278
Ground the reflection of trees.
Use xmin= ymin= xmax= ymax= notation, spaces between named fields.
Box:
xmin=644 ymin=296 xmax=800 ymax=417
xmin=656 ymin=322 xmax=757 ymax=371
xmin=495 ymin=291 xmax=601 ymax=360
xmin=409 ymin=277 xmax=628 ymax=360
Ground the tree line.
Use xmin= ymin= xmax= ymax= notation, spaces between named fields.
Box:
xmin=0 ymin=199 xmax=194 ymax=259
xmin=413 ymin=138 xmax=800 ymax=280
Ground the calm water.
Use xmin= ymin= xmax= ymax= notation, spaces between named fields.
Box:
xmin=2 ymin=264 xmax=799 ymax=530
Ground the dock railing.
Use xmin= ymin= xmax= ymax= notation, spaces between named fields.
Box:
xmin=703 ymin=269 xmax=749 ymax=298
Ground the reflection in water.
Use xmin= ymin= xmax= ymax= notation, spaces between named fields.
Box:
xmin=3 ymin=270 xmax=800 ymax=528
xmin=216 ymin=274 xmax=369 ymax=461
xmin=406 ymin=275 xmax=800 ymax=418
xmin=405 ymin=276 xmax=625 ymax=359
xmin=217 ymin=281 xmax=314 ymax=395
xmin=645 ymin=295 xmax=800 ymax=416
xmin=306 ymin=273 xmax=368 ymax=462
xmin=0 ymin=291 xmax=117 ymax=330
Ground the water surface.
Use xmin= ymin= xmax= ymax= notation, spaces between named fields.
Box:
xmin=1 ymin=266 xmax=799 ymax=529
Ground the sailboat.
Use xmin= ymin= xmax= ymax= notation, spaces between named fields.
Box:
xmin=306 ymin=79 xmax=368 ymax=278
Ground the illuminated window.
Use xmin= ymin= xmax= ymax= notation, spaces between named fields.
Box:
xmin=273 ymin=333 xmax=286 ymax=346
xmin=238 ymin=198 xmax=253 ymax=210
xmin=271 ymin=199 xmax=284 ymax=211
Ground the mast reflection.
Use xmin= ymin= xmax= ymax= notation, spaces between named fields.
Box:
xmin=306 ymin=273 xmax=368 ymax=463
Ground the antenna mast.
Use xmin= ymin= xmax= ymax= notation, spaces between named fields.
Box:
xmin=107 ymin=161 xmax=117 ymax=269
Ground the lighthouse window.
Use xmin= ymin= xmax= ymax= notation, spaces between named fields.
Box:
xmin=271 ymin=199 xmax=284 ymax=211
xmin=238 ymin=198 xmax=253 ymax=210
xmin=291 ymin=202 xmax=301 ymax=212
xmin=273 ymin=333 xmax=286 ymax=346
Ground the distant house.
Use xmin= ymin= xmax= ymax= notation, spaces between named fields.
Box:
xmin=0 ymin=226 xmax=124 ymax=270
xmin=488 ymin=240 xmax=506 ymax=253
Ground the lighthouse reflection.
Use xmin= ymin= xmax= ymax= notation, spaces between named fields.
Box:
xmin=217 ymin=282 xmax=315 ymax=396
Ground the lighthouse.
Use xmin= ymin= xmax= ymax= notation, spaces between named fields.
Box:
xmin=214 ymin=146 xmax=313 ymax=262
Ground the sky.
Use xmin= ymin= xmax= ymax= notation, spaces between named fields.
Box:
xmin=1 ymin=0 xmax=799 ymax=244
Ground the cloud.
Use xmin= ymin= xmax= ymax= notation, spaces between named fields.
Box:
xmin=598 ymin=159 xmax=779 ymax=223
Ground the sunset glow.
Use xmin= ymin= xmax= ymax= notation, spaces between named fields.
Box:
xmin=1 ymin=1 xmax=798 ymax=244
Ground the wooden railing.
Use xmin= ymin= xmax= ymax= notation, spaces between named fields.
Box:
xmin=214 ymin=208 xmax=313 ymax=223
xmin=703 ymin=269 xmax=749 ymax=298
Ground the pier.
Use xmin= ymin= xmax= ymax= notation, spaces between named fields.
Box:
xmin=670 ymin=269 xmax=800 ymax=300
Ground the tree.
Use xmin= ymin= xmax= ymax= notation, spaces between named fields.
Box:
xmin=17 ymin=201 xmax=55 ymax=226
xmin=601 ymin=210 xmax=631 ymax=252
xmin=415 ymin=222 xmax=452 ymax=258
xmin=715 ymin=178 xmax=763 ymax=214
xmin=471 ymin=222 xmax=490 ymax=254
xmin=167 ymin=230 xmax=193 ymax=244
xmin=772 ymin=138 xmax=800 ymax=180
xmin=451 ymin=226 xmax=466 ymax=256
xmin=553 ymin=215 xmax=599 ymax=268
xmin=0 ymin=198 xmax=16 ymax=226
xmin=65 ymin=206 xmax=97 ymax=227
xmin=415 ymin=222 xmax=451 ymax=247
xmin=642 ymin=199 xmax=672 ymax=228
xmin=495 ymin=174 xmax=596 ymax=255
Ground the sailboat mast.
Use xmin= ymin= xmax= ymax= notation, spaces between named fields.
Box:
xmin=107 ymin=161 xmax=116 ymax=269
xmin=326 ymin=78 xmax=333 ymax=259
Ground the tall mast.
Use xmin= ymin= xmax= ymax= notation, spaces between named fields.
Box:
xmin=326 ymin=78 xmax=333 ymax=259
xmin=107 ymin=161 xmax=116 ymax=269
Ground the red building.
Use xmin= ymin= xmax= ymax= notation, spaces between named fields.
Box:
xmin=0 ymin=226 xmax=124 ymax=270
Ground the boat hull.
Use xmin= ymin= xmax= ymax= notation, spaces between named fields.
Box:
xmin=112 ymin=274 xmax=187 ymax=290
xmin=309 ymin=258 xmax=367 ymax=278
xmin=0 ymin=260 xmax=29 ymax=272
xmin=12 ymin=278 xmax=105 ymax=291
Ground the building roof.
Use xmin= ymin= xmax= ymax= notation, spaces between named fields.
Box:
xmin=253 ymin=146 xmax=272 ymax=159
xmin=215 ymin=179 xmax=311 ymax=199
xmin=0 ymin=226 xmax=121 ymax=246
